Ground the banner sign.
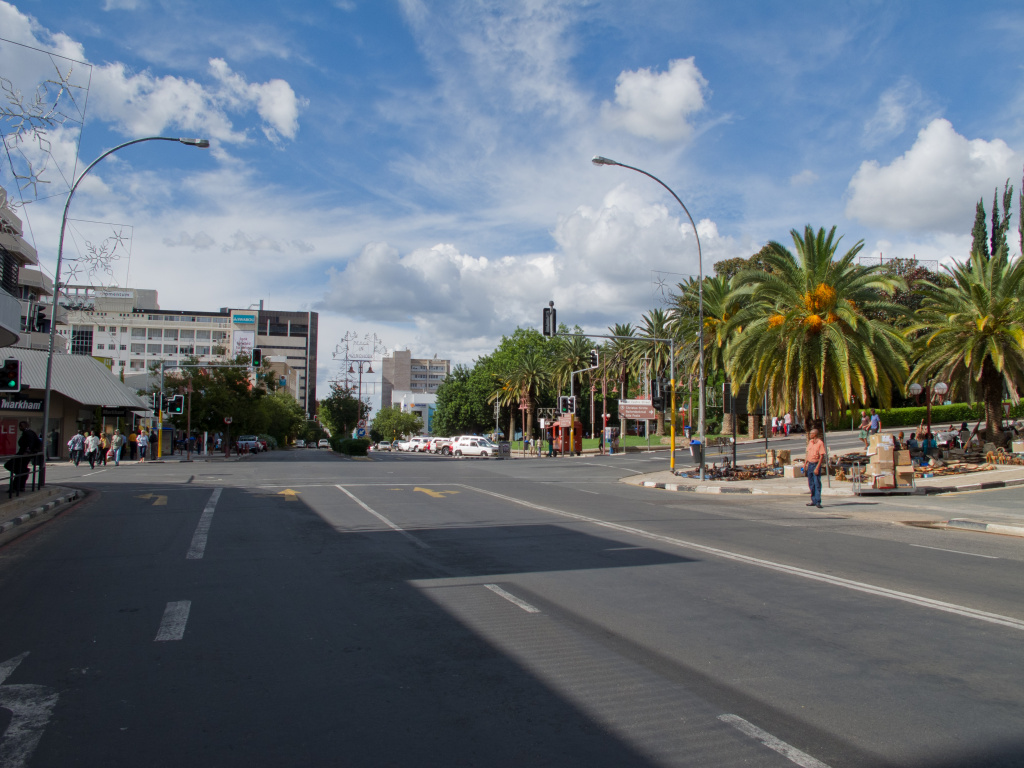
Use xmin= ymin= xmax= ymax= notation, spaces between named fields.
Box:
xmin=0 ymin=397 xmax=43 ymax=412
xmin=233 ymin=314 xmax=256 ymax=324
xmin=619 ymin=398 xmax=657 ymax=420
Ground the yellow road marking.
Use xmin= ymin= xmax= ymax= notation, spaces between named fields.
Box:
xmin=278 ymin=489 xmax=301 ymax=501
xmin=135 ymin=493 xmax=167 ymax=506
xmin=413 ymin=487 xmax=459 ymax=499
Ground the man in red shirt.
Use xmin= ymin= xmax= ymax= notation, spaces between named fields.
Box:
xmin=805 ymin=428 xmax=826 ymax=508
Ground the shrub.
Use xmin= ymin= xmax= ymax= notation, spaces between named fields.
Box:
xmin=258 ymin=434 xmax=278 ymax=450
xmin=333 ymin=437 xmax=370 ymax=456
xmin=828 ymin=402 xmax=1024 ymax=430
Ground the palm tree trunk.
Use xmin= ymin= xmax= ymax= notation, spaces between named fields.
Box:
xmin=981 ymin=358 xmax=1004 ymax=441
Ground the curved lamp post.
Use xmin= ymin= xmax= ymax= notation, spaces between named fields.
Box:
xmin=592 ymin=155 xmax=706 ymax=479
xmin=40 ymin=136 xmax=210 ymax=483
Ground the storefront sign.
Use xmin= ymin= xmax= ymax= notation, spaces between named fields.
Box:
xmin=233 ymin=314 xmax=256 ymax=324
xmin=0 ymin=397 xmax=43 ymax=412
xmin=101 ymin=407 xmax=129 ymax=417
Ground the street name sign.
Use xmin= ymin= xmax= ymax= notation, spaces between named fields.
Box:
xmin=619 ymin=398 xmax=657 ymax=420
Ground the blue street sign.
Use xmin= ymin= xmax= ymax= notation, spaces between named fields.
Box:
xmin=357 ymin=428 xmax=366 ymax=437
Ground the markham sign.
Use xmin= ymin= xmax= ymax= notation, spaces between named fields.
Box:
xmin=618 ymin=399 xmax=657 ymax=420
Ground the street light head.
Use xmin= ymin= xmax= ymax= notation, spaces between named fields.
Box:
xmin=179 ymin=138 xmax=211 ymax=148
xmin=908 ymin=383 xmax=923 ymax=396
xmin=592 ymin=155 xmax=617 ymax=166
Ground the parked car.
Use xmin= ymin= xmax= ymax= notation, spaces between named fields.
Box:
xmin=236 ymin=435 xmax=261 ymax=453
xmin=375 ymin=441 xmax=392 ymax=452
xmin=408 ymin=436 xmax=431 ymax=452
xmin=432 ymin=437 xmax=454 ymax=455
xmin=318 ymin=438 xmax=330 ymax=449
xmin=295 ymin=439 xmax=305 ymax=448
xmin=453 ymin=437 xmax=498 ymax=457
xmin=395 ymin=438 xmax=414 ymax=452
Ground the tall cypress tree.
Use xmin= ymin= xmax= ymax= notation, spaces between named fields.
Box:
xmin=990 ymin=181 xmax=1013 ymax=257
xmin=971 ymin=199 xmax=990 ymax=258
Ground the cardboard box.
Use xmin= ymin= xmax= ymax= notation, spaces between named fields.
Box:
xmin=869 ymin=433 xmax=894 ymax=452
xmin=777 ymin=449 xmax=792 ymax=465
xmin=873 ymin=445 xmax=894 ymax=462
xmin=872 ymin=474 xmax=895 ymax=489
xmin=895 ymin=449 xmax=912 ymax=466
xmin=869 ymin=460 xmax=895 ymax=474
xmin=783 ymin=464 xmax=804 ymax=478
xmin=895 ymin=474 xmax=914 ymax=487
xmin=1012 ymin=441 xmax=1024 ymax=454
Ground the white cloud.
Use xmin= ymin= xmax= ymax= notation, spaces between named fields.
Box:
xmin=845 ymin=118 xmax=1020 ymax=233
xmin=790 ymin=169 xmax=818 ymax=186
xmin=862 ymin=77 xmax=930 ymax=146
xmin=163 ymin=231 xmax=216 ymax=250
xmin=602 ymin=58 xmax=708 ymax=142
xmin=102 ymin=0 xmax=143 ymax=10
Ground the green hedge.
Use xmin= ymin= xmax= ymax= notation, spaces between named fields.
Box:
xmin=332 ymin=437 xmax=370 ymax=456
xmin=829 ymin=402 xmax=1024 ymax=430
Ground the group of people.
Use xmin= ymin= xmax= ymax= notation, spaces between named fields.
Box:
xmin=67 ymin=428 xmax=152 ymax=468
xmin=769 ymin=414 xmax=794 ymax=436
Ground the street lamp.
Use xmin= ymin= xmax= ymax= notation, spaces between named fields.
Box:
xmin=908 ymin=379 xmax=947 ymax=434
xmin=40 ymin=136 xmax=211 ymax=483
xmin=592 ymin=155 xmax=706 ymax=479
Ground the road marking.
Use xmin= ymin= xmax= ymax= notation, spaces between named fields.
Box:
xmin=0 ymin=652 xmax=60 ymax=768
xmin=154 ymin=601 xmax=191 ymax=641
xmin=186 ymin=488 xmax=222 ymax=560
xmin=576 ymin=462 xmax=644 ymax=474
xmin=80 ymin=469 xmax=107 ymax=477
xmin=718 ymin=714 xmax=830 ymax=768
xmin=459 ymin=484 xmax=1024 ymax=632
xmin=909 ymin=544 xmax=998 ymax=559
xmin=278 ymin=488 xmax=301 ymax=501
xmin=335 ymin=485 xmax=430 ymax=549
xmin=484 ymin=584 xmax=540 ymax=613
xmin=135 ymin=493 xmax=168 ymax=506
xmin=414 ymin=487 xmax=458 ymax=498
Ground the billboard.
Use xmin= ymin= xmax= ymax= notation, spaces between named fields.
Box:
xmin=232 ymin=330 xmax=255 ymax=357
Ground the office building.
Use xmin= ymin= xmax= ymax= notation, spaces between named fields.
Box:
xmin=381 ymin=350 xmax=450 ymax=408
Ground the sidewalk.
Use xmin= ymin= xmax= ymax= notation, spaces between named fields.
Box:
xmin=0 ymin=483 xmax=83 ymax=545
xmin=622 ymin=465 xmax=1024 ymax=538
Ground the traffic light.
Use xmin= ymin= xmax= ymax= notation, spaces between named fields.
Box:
xmin=0 ymin=359 xmax=19 ymax=392
xmin=589 ymin=349 xmax=599 ymax=368
xmin=542 ymin=306 xmax=556 ymax=337
xmin=251 ymin=347 xmax=262 ymax=366
xmin=559 ymin=395 xmax=570 ymax=413
xmin=568 ymin=396 xmax=578 ymax=414
xmin=651 ymin=378 xmax=664 ymax=410
xmin=168 ymin=394 xmax=184 ymax=414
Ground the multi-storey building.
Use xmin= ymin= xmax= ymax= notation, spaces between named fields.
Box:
xmin=381 ymin=350 xmax=450 ymax=408
xmin=56 ymin=289 xmax=318 ymax=414
xmin=0 ymin=191 xmax=40 ymax=348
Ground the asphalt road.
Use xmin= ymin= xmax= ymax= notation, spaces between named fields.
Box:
xmin=0 ymin=450 xmax=1021 ymax=767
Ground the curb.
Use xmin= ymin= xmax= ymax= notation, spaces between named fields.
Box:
xmin=0 ymin=489 xmax=82 ymax=534
xmin=920 ymin=477 xmax=1024 ymax=495
xmin=639 ymin=481 xmax=854 ymax=496
xmin=943 ymin=518 xmax=1024 ymax=538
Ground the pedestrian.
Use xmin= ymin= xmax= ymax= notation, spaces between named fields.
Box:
xmin=598 ymin=430 xmax=605 ymax=455
xmin=858 ymin=412 xmax=871 ymax=449
xmin=15 ymin=421 xmax=41 ymax=492
xmin=784 ymin=412 xmax=793 ymax=436
xmin=805 ymin=428 xmax=826 ymax=509
xmin=770 ymin=415 xmax=778 ymax=437
xmin=869 ymin=408 xmax=881 ymax=435
xmin=547 ymin=430 xmax=554 ymax=458
xmin=137 ymin=430 xmax=149 ymax=462
xmin=85 ymin=430 xmax=99 ymax=469
xmin=129 ymin=430 xmax=137 ymax=460
xmin=99 ymin=433 xmax=109 ymax=466
xmin=111 ymin=429 xmax=125 ymax=466
xmin=67 ymin=430 xmax=85 ymax=467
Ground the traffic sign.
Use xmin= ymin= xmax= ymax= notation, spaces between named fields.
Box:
xmin=619 ymin=399 xmax=657 ymax=419
xmin=224 ymin=416 xmax=233 ymax=424
xmin=357 ymin=428 xmax=366 ymax=437
xmin=358 ymin=419 xmax=367 ymax=428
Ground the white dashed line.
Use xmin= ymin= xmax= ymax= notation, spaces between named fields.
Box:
xmin=154 ymin=601 xmax=191 ymax=641
xmin=484 ymin=584 xmax=540 ymax=613
xmin=335 ymin=485 xmax=430 ymax=549
xmin=719 ymin=714 xmax=831 ymax=767
xmin=186 ymin=488 xmax=223 ymax=560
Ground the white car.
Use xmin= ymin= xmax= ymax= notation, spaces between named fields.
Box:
xmin=295 ymin=439 xmax=305 ymax=448
xmin=408 ymin=436 xmax=431 ymax=452
xmin=318 ymin=438 xmax=330 ymax=449
xmin=453 ymin=437 xmax=498 ymax=457
xmin=395 ymin=438 xmax=414 ymax=452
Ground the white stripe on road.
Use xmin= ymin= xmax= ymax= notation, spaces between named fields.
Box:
xmin=186 ymin=488 xmax=223 ymax=560
xmin=909 ymin=544 xmax=998 ymax=559
xmin=484 ymin=584 xmax=540 ymax=613
xmin=719 ymin=714 xmax=831 ymax=768
xmin=459 ymin=484 xmax=1024 ymax=632
xmin=154 ymin=601 xmax=191 ymax=641
xmin=335 ymin=485 xmax=430 ymax=549
xmin=575 ymin=462 xmax=644 ymax=474
xmin=80 ymin=469 xmax=107 ymax=477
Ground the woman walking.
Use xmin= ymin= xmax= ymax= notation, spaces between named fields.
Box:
xmin=85 ymin=430 xmax=99 ymax=469
xmin=137 ymin=431 xmax=149 ymax=462
xmin=858 ymin=412 xmax=871 ymax=449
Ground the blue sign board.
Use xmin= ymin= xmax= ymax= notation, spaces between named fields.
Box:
xmin=233 ymin=313 xmax=256 ymax=324
xmin=357 ymin=428 xmax=366 ymax=438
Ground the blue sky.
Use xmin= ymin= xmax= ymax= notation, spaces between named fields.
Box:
xmin=2 ymin=0 xmax=1023 ymax=396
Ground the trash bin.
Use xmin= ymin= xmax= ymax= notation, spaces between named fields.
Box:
xmin=684 ymin=425 xmax=692 ymax=440
xmin=688 ymin=441 xmax=703 ymax=464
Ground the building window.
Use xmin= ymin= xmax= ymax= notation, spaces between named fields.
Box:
xmin=163 ymin=345 xmax=178 ymax=354
xmin=131 ymin=343 xmax=145 ymax=354
xmin=180 ymin=345 xmax=194 ymax=355
xmin=119 ymin=345 xmax=127 ymax=351
xmin=289 ymin=324 xmax=308 ymax=337
xmin=120 ymin=327 xmax=127 ymax=332
xmin=130 ymin=360 xmax=145 ymax=370
xmin=147 ymin=344 xmax=161 ymax=354
xmin=70 ymin=325 xmax=93 ymax=355
xmin=97 ymin=326 xmax=105 ymax=332
xmin=164 ymin=329 xmax=178 ymax=340
xmin=196 ymin=330 xmax=211 ymax=340
xmin=96 ymin=344 xmax=105 ymax=350
xmin=196 ymin=346 xmax=211 ymax=356
xmin=148 ymin=329 xmax=162 ymax=339
xmin=269 ymin=322 xmax=288 ymax=336
xmin=179 ymin=329 xmax=195 ymax=339
xmin=131 ymin=328 xmax=146 ymax=339
xmin=212 ymin=331 xmax=227 ymax=341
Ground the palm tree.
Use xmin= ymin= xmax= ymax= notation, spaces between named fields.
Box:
xmin=550 ymin=332 xmax=592 ymax=403
xmin=606 ymin=324 xmax=637 ymax=437
xmin=726 ymin=225 xmax=909 ymax=429
xmin=506 ymin=347 xmax=552 ymax=442
xmin=636 ymin=308 xmax=673 ymax=434
xmin=908 ymin=247 xmax=1024 ymax=440
xmin=488 ymin=374 xmax=519 ymax=442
